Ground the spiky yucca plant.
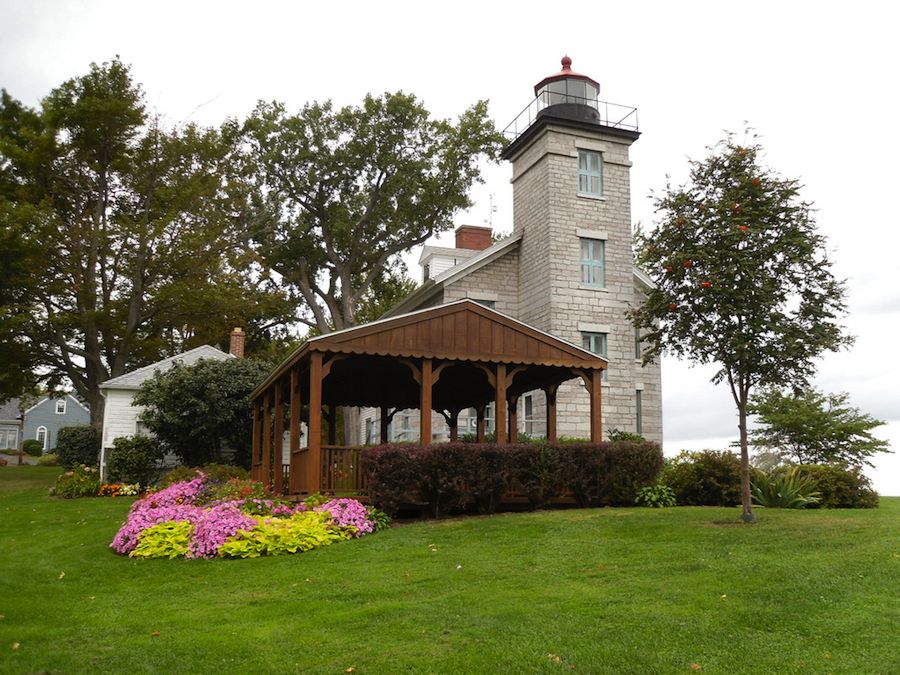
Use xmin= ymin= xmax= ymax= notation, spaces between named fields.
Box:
xmin=752 ymin=467 xmax=821 ymax=508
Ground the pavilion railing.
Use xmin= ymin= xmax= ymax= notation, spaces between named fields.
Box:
xmin=322 ymin=445 xmax=367 ymax=494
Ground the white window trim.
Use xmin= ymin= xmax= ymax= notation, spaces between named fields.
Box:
xmin=576 ymin=228 xmax=608 ymax=240
xmin=36 ymin=425 xmax=48 ymax=451
xmin=55 ymin=399 xmax=66 ymax=415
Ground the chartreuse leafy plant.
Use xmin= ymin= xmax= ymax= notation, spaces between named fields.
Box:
xmin=749 ymin=387 xmax=890 ymax=467
xmin=131 ymin=521 xmax=193 ymax=559
xmin=631 ymin=133 xmax=851 ymax=521
xmin=217 ymin=512 xmax=351 ymax=558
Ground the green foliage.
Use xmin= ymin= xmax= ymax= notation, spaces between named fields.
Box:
xmin=105 ymin=435 xmax=164 ymax=486
xmin=22 ymin=438 xmax=44 ymax=456
xmin=635 ymin=483 xmax=677 ymax=508
xmin=134 ymin=358 xmax=272 ymax=468
xmin=750 ymin=387 xmax=890 ymax=467
xmin=302 ymin=491 xmax=330 ymax=508
xmin=217 ymin=512 xmax=350 ymax=558
xmin=752 ymin=468 xmax=821 ymax=508
xmin=245 ymin=92 xmax=504 ymax=332
xmin=793 ymin=464 xmax=879 ymax=509
xmin=197 ymin=477 xmax=272 ymax=505
xmin=662 ymin=450 xmax=744 ymax=506
xmin=366 ymin=507 xmax=392 ymax=532
xmin=55 ymin=425 xmax=100 ymax=468
xmin=52 ymin=464 xmax=101 ymax=498
xmin=130 ymin=521 xmax=193 ymax=559
xmin=160 ymin=463 xmax=250 ymax=487
xmin=0 ymin=59 xmax=294 ymax=427
xmin=631 ymin=133 xmax=851 ymax=519
xmin=37 ymin=453 xmax=59 ymax=466
xmin=607 ymin=429 xmax=646 ymax=442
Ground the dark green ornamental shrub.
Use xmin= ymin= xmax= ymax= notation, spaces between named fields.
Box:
xmin=22 ymin=439 xmax=44 ymax=456
xmin=662 ymin=450 xmax=744 ymax=506
xmin=794 ymin=464 xmax=879 ymax=508
xmin=106 ymin=435 xmax=165 ymax=486
xmin=55 ymin=425 xmax=101 ymax=468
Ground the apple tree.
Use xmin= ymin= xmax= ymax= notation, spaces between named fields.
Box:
xmin=631 ymin=133 xmax=851 ymax=521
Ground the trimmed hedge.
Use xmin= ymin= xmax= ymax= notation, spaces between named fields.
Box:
xmin=361 ymin=441 xmax=663 ymax=516
xmin=106 ymin=435 xmax=164 ymax=486
xmin=22 ymin=439 xmax=44 ymax=456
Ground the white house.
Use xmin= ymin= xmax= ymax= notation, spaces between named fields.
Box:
xmin=98 ymin=343 xmax=235 ymax=479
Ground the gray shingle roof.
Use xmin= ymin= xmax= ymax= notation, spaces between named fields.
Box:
xmin=0 ymin=398 xmax=21 ymax=422
xmin=99 ymin=345 xmax=233 ymax=390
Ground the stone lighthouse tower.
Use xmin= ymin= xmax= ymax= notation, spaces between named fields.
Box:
xmin=501 ymin=56 xmax=662 ymax=440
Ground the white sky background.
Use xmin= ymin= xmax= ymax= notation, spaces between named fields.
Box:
xmin=2 ymin=0 xmax=898 ymax=493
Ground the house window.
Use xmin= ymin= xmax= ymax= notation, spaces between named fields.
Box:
xmin=56 ymin=399 xmax=66 ymax=414
xmin=474 ymin=299 xmax=496 ymax=310
xmin=524 ymin=395 xmax=534 ymax=436
xmin=36 ymin=426 xmax=48 ymax=451
xmin=635 ymin=326 xmax=642 ymax=360
xmin=636 ymin=389 xmax=643 ymax=434
xmin=579 ymin=238 xmax=605 ymax=287
xmin=1 ymin=429 xmax=17 ymax=450
xmin=135 ymin=421 xmax=150 ymax=437
xmin=365 ymin=419 xmax=374 ymax=445
xmin=578 ymin=150 xmax=603 ymax=196
xmin=582 ymin=332 xmax=608 ymax=382
xmin=423 ymin=263 xmax=431 ymax=281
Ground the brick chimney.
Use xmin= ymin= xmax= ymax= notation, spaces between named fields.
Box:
xmin=455 ymin=225 xmax=492 ymax=251
xmin=229 ymin=327 xmax=245 ymax=358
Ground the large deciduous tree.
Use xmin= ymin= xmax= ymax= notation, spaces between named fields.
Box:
xmin=631 ymin=133 xmax=851 ymax=521
xmin=749 ymin=387 xmax=889 ymax=467
xmin=245 ymin=92 xmax=504 ymax=333
xmin=0 ymin=59 xmax=292 ymax=425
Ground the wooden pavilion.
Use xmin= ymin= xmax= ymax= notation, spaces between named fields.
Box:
xmin=249 ymin=300 xmax=607 ymax=495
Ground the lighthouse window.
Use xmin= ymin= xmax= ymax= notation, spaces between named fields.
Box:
xmin=579 ymin=237 xmax=606 ymax=288
xmin=578 ymin=150 xmax=603 ymax=196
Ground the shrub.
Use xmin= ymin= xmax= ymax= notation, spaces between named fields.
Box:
xmin=662 ymin=450 xmax=744 ymax=506
xmin=131 ymin=520 xmax=193 ymax=559
xmin=636 ymin=483 xmax=677 ymax=507
xmin=22 ymin=439 xmax=44 ymax=456
xmin=794 ymin=464 xmax=879 ymax=508
xmin=362 ymin=441 xmax=664 ymax=514
xmin=752 ymin=468 xmax=821 ymax=508
xmin=198 ymin=477 xmax=272 ymax=504
xmin=52 ymin=464 xmax=102 ymax=498
xmin=106 ymin=435 xmax=164 ymax=486
xmin=217 ymin=512 xmax=351 ymax=558
xmin=55 ymin=425 xmax=100 ymax=468
xmin=607 ymin=429 xmax=646 ymax=443
xmin=37 ymin=453 xmax=59 ymax=466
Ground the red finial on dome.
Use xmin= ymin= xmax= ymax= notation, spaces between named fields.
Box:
xmin=533 ymin=55 xmax=600 ymax=95
xmin=561 ymin=55 xmax=573 ymax=70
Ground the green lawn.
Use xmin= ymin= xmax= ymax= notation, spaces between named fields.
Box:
xmin=1 ymin=467 xmax=898 ymax=674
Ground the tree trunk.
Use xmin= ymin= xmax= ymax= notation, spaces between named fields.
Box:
xmin=87 ymin=390 xmax=105 ymax=431
xmin=737 ymin=398 xmax=756 ymax=522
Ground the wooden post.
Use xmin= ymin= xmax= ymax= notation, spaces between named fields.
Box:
xmin=251 ymin=401 xmax=260 ymax=481
xmin=495 ymin=363 xmax=507 ymax=445
xmin=590 ymin=369 xmax=603 ymax=443
xmin=420 ymin=358 xmax=433 ymax=444
xmin=546 ymin=385 xmax=558 ymax=443
xmin=290 ymin=366 xmax=301 ymax=494
xmin=262 ymin=391 xmax=272 ymax=486
xmin=273 ymin=378 xmax=284 ymax=494
xmin=508 ymin=394 xmax=519 ymax=443
xmin=308 ymin=352 xmax=323 ymax=493
xmin=448 ymin=409 xmax=459 ymax=442
xmin=476 ymin=405 xmax=486 ymax=442
xmin=380 ymin=406 xmax=390 ymax=444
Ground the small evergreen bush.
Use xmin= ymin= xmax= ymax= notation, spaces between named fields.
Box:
xmin=106 ymin=435 xmax=165 ymax=486
xmin=22 ymin=439 xmax=44 ymax=456
xmin=55 ymin=425 xmax=100 ymax=468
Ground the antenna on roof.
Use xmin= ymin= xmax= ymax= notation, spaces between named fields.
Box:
xmin=484 ymin=194 xmax=497 ymax=227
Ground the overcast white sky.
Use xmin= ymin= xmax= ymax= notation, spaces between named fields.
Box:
xmin=2 ymin=0 xmax=897 ymax=493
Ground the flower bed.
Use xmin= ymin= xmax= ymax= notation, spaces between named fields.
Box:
xmin=110 ymin=474 xmax=388 ymax=559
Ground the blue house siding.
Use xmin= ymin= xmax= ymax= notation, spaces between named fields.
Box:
xmin=23 ymin=396 xmax=90 ymax=452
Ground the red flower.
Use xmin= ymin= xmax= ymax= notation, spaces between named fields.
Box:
xmin=738 ymin=225 xmax=749 ymax=232
xmin=683 ymin=260 xmax=693 ymax=269
xmin=668 ymin=303 xmax=678 ymax=312
xmin=701 ymin=281 xmax=712 ymax=289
